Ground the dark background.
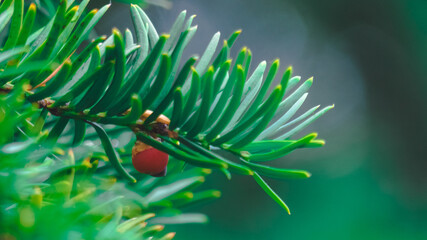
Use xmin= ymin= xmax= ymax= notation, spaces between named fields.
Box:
xmin=93 ymin=0 xmax=427 ymax=239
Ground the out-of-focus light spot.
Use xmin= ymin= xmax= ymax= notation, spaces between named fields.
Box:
xmin=19 ymin=206 xmax=35 ymax=228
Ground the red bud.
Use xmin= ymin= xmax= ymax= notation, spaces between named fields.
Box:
xmin=132 ymin=141 xmax=168 ymax=177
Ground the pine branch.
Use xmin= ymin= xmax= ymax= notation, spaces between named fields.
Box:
xmin=0 ymin=0 xmax=333 ymax=219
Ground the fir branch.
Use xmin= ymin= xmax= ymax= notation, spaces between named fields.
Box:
xmin=0 ymin=0 xmax=333 ymax=226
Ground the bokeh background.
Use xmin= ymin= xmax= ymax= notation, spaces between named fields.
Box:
xmin=93 ymin=0 xmax=427 ymax=239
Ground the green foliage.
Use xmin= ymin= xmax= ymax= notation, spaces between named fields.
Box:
xmin=0 ymin=0 xmax=332 ymax=238
xmin=0 ymin=80 xmax=217 ymax=239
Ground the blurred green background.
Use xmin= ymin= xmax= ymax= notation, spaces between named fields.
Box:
xmin=93 ymin=0 xmax=427 ymax=239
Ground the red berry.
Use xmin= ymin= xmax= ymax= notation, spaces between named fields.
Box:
xmin=132 ymin=141 xmax=168 ymax=176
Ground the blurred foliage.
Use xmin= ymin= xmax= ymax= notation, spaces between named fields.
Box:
xmin=0 ymin=78 xmax=217 ymax=239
